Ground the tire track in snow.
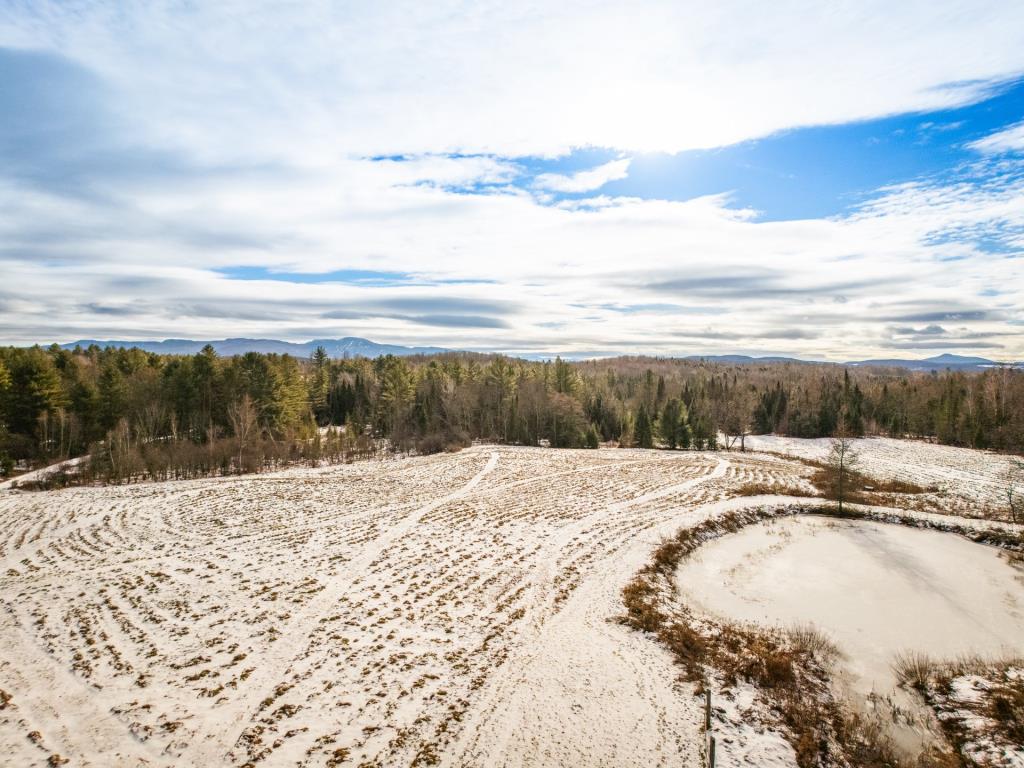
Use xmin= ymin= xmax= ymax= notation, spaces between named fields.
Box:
xmin=184 ymin=450 xmax=499 ymax=765
xmin=444 ymin=457 xmax=728 ymax=768
xmin=0 ymin=603 xmax=158 ymax=767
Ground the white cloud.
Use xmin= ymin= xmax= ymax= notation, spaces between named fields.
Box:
xmin=1 ymin=2 xmax=1023 ymax=359
xmin=1 ymin=153 xmax=1021 ymax=359
xmin=2 ymin=2 xmax=1023 ymax=159
xmin=534 ymin=159 xmax=631 ymax=193
xmin=968 ymin=120 xmax=1024 ymax=154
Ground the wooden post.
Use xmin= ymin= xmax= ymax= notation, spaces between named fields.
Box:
xmin=705 ymin=683 xmax=714 ymax=768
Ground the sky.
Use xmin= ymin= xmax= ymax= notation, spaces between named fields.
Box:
xmin=2 ymin=1 xmax=1024 ymax=361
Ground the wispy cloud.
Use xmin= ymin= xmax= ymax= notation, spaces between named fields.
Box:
xmin=534 ymin=159 xmax=631 ymax=193
xmin=967 ymin=120 xmax=1024 ymax=154
xmin=4 ymin=2 xmax=1024 ymax=158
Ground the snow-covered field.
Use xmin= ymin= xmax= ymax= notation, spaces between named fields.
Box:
xmin=0 ymin=442 xmax=1017 ymax=767
xmin=0 ymin=456 xmax=88 ymax=492
xmin=744 ymin=434 xmax=1019 ymax=517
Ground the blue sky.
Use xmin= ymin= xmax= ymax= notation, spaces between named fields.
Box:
xmin=509 ymin=77 xmax=1024 ymax=221
xmin=1 ymin=1 xmax=1023 ymax=359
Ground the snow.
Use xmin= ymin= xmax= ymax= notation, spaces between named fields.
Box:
xmin=707 ymin=681 xmax=797 ymax=768
xmin=678 ymin=516 xmax=1024 ymax=671
xmin=937 ymin=667 xmax=1024 ymax=767
xmin=0 ymin=456 xmax=88 ymax=491
xmin=949 ymin=675 xmax=988 ymax=704
xmin=0 ymin=447 xmax=730 ymax=766
xmin=744 ymin=435 xmax=1018 ymax=518
xmin=0 ymin=440 xmax=1017 ymax=767
xmin=677 ymin=514 xmax=1024 ymax=756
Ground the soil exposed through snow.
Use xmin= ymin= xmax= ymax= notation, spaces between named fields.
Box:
xmin=0 ymin=440 xmax=1020 ymax=767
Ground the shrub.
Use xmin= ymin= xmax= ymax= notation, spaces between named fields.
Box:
xmin=415 ymin=430 xmax=470 ymax=455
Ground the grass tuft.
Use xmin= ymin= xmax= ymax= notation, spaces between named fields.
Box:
xmin=892 ymin=651 xmax=935 ymax=692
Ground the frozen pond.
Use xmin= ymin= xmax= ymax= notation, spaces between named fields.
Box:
xmin=676 ymin=515 xmax=1024 ymax=753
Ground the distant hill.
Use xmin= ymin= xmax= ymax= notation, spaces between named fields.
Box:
xmin=844 ymin=353 xmax=1021 ymax=372
xmin=687 ymin=353 xmax=1020 ymax=372
xmin=60 ymin=337 xmax=448 ymax=358
xmin=684 ymin=354 xmax=811 ymax=365
xmin=56 ymin=340 xmax=1022 ymax=370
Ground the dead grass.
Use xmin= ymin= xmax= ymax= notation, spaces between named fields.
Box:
xmin=619 ymin=507 xmax=859 ymax=766
xmin=620 ymin=576 xmax=663 ymax=635
xmin=987 ymin=681 xmax=1024 ymax=745
xmin=869 ymin=478 xmax=938 ymax=494
xmin=811 ymin=467 xmax=939 ymax=505
xmin=734 ymin=481 xmax=818 ymax=498
xmin=787 ymin=623 xmax=839 ymax=661
xmin=621 ymin=506 xmax=1004 ymax=768
xmin=893 ymin=653 xmax=1024 ymax=756
xmin=891 ymin=651 xmax=935 ymax=693
xmin=732 ymin=456 xmax=940 ymax=510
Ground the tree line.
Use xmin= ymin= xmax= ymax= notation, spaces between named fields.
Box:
xmin=0 ymin=344 xmax=1021 ymax=482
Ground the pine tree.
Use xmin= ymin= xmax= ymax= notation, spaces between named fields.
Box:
xmin=553 ymin=357 xmax=578 ymax=395
xmin=376 ymin=356 xmax=415 ymax=444
xmin=0 ymin=358 xmax=10 ymax=416
xmin=658 ymin=397 xmax=691 ymax=450
xmin=635 ymin=404 xmax=654 ymax=448
xmin=4 ymin=348 xmax=65 ymax=436
xmin=660 ymin=398 xmax=681 ymax=449
xmin=309 ymin=346 xmax=330 ymax=425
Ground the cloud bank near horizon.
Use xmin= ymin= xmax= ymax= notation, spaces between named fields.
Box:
xmin=1 ymin=1 xmax=1023 ymax=360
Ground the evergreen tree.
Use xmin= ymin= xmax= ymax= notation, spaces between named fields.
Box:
xmin=0 ymin=345 xmax=1022 ymax=476
xmin=376 ymin=356 xmax=415 ymax=444
xmin=0 ymin=357 xmax=10 ymax=420
xmin=658 ymin=397 xmax=691 ymax=450
xmin=553 ymin=357 xmax=578 ymax=395
xmin=659 ymin=398 xmax=681 ymax=449
xmin=635 ymin=403 xmax=654 ymax=449
xmin=5 ymin=348 xmax=66 ymax=436
xmin=309 ymin=346 xmax=330 ymax=425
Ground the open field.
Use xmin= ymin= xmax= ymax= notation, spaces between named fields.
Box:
xmin=0 ymin=443 xmax=1020 ymax=767
xmin=743 ymin=435 xmax=1020 ymax=518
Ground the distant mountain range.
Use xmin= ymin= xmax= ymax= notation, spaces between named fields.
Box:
xmin=58 ymin=339 xmax=1022 ymax=371
xmin=60 ymin=337 xmax=448 ymax=358
xmin=687 ymin=353 xmax=1021 ymax=372
xmin=843 ymin=353 xmax=1017 ymax=372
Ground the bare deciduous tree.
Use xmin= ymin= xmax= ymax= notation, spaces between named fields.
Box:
xmin=827 ymin=418 xmax=859 ymax=516
xmin=1007 ymin=459 xmax=1023 ymax=524
xmin=227 ymin=395 xmax=258 ymax=473
xmin=135 ymin=401 xmax=165 ymax=443
xmin=108 ymin=417 xmax=135 ymax=481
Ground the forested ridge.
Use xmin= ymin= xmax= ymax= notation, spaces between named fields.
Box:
xmin=0 ymin=343 xmax=1022 ymax=483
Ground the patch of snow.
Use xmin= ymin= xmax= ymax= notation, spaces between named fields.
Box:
xmin=0 ymin=440 xmax=1016 ymax=767
xmin=677 ymin=514 xmax=1024 ymax=756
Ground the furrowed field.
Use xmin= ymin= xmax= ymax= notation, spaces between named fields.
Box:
xmin=1 ymin=441 xmax=1022 ymax=767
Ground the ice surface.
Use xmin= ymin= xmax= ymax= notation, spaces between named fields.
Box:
xmin=677 ymin=515 xmax=1024 ymax=753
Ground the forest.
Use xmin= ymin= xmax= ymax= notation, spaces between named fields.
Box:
xmin=0 ymin=343 xmax=1022 ymax=484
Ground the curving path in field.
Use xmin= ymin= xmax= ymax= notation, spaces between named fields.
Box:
xmin=186 ymin=451 xmax=500 ymax=764
xmin=1 ymin=443 xmax=1012 ymax=767
xmin=445 ymin=458 xmax=728 ymax=768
